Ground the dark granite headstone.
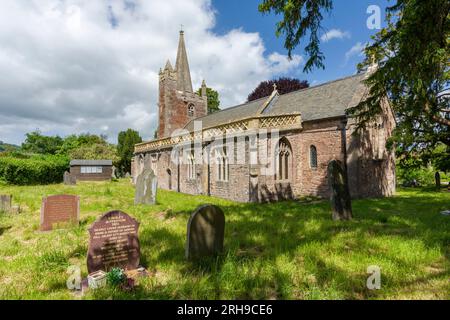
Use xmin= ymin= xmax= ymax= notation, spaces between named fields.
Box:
xmin=64 ymin=171 xmax=77 ymax=185
xmin=186 ymin=204 xmax=225 ymax=259
xmin=435 ymin=172 xmax=441 ymax=190
xmin=327 ymin=160 xmax=353 ymax=221
xmin=134 ymin=169 xmax=157 ymax=205
xmin=40 ymin=195 xmax=80 ymax=231
xmin=87 ymin=210 xmax=140 ymax=273
xmin=0 ymin=195 xmax=12 ymax=213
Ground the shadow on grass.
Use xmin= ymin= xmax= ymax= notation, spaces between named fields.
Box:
xmin=134 ymin=189 xmax=450 ymax=299
xmin=0 ymin=225 xmax=12 ymax=236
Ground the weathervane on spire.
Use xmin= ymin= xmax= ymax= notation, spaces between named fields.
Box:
xmin=180 ymin=24 xmax=184 ymax=33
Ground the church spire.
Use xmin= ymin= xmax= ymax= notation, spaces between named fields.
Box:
xmin=175 ymin=30 xmax=193 ymax=93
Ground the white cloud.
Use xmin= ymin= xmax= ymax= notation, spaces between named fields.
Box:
xmin=0 ymin=0 xmax=302 ymax=144
xmin=267 ymin=52 xmax=303 ymax=74
xmin=345 ymin=42 xmax=367 ymax=62
xmin=320 ymin=29 xmax=350 ymax=43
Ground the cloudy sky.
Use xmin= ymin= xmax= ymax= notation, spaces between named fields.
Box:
xmin=0 ymin=0 xmax=388 ymax=145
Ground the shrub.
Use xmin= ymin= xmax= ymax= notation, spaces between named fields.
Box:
xmin=397 ymin=165 xmax=436 ymax=186
xmin=0 ymin=155 xmax=69 ymax=185
xmin=106 ymin=268 xmax=126 ymax=286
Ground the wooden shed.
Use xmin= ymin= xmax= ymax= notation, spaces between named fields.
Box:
xmin=69 ymin=160 xmax=113 ymax=181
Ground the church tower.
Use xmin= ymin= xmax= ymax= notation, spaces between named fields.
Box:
xmin=157 ymin=31 xmax=208 ymax=138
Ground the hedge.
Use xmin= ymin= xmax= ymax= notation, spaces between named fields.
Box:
xmin=0 ymin=155 xmax=69 ymax=185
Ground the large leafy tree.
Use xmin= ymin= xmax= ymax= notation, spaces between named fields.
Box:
xmin=57 ymin=133 xmax=109 ymax=155
xmin=21 ymin=130 xmax=64 ymax=154
xmin=248 ymin=77 xmax=309 ymax=102
xmin=349 ymin=0 xmax=450 ymax=170
xmin=69 ymin=143 xmax=119 ymax=162
xmin=196 ymin=87 xmax=221 ymax=114
xmin=117 ymin=129 xmax=142 ymax=175
xmin=260 ymin=0 xmax=450 ymax=169
xmin=259 ymin=0 xmax=333 ymax=72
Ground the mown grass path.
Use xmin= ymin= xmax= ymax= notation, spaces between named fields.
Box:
xmin=0 ymin=180 xmax=448 ymax=299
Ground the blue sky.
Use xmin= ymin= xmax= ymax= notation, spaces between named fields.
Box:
xmin=212 ymin=0 xmax=389 ymax=85
xmin=0 ymin=0 xmax=391 ymax=145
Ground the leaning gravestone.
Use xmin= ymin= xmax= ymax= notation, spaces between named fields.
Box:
xmin=0 ymin=195 xmax=12 ymax=213
xmin=435 ymin=172 xmax=441 ymax=190
xmin=63 ymin=171 xmax=77 ymax=185
xmin=186 ymin=204 xmax=225 ymax=260
xmin=327 ymin=160 xmax=353 ymax=221
xmin=111 ymin=166 xmax=117 ymax=179
xmin=134 ymin=169 xmax=157 ymax=205
xmin=40 ymin=195 xmax=80 ymax=231
xmin=87 ymin=210 xmax=140 ymax=273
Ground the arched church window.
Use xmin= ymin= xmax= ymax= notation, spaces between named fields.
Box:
xmin=216 ymin=149 xmax=229 ymax=182
xmin=187 ymin=152 xmax=195 ymax=180
xmin=275 ymin=138 xmax=292 ymax=181
xmin=310 ymin=145 xmax=318 ymax=169
xmin=188 ymin=104 xmax=195 ymax=117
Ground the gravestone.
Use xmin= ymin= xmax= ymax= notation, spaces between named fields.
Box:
xmin=435 ymin=172 xmax=441 ymax=190
xmin=134 ymin=169 xmax=157 ymax=205
xmin=40 ymin=195 xmax=80 ymax=231
xmin=327 ymin=160 xmax=353 ymax=221
xmin=186 ymin=204 xmax=225 ymax=259
xmin=125 ymin=172 xmax=131 ymax=179
xmin=87 ymin=210 xmax=140 ymax=273
xmin=0 ymin=195 xmax=12 ymax=213
xmin=64 ymin=171 xmax=77 ymax=185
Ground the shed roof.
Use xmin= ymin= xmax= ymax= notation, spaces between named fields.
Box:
xmin=70 ymin=160 xmax=113 ymax=166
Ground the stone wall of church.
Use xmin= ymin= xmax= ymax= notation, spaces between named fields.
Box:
xmin=209 ymin=163 xmax=250 ymax=202
xmin=138 ymin=107 xmax=395 ymax=202
xmin=255 ymin=119 xmax=346 ymax=201
xmin=178 ymin=163 xmax=204 ymax=195
xmin=153 ymin=151 xmax=178 ymax=191
xmin=346 ymin=98 xmax=396 ymax=198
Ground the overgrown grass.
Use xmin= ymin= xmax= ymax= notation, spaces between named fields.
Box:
xmin=0 ymin=180 xmax=448 ymax=300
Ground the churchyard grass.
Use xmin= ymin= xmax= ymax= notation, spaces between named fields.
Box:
xmin=0 ymin=179 xmax=448 ymax=300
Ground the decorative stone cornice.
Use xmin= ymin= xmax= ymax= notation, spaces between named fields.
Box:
xmin=135 ymin=114 xmax=302 ymax=154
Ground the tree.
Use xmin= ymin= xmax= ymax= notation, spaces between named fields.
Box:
xmin=260 ymin=0 xmax=449 ymax=169
xmin=349 ymin=0 xmax=450 ymax=166
xmin=197 ymin=87 xmax=221 ymax=114
xmin=69 ymin=143 xmax=119 ymax=163
xmin=117 ymin=129 xmax=142 ymax=176
xmin=247 ymin=77 xmax=309 ymax=102
xmin=259 ymin=0 xmax=333 ymax=72
xmin=57 ymin=133 xmax=108 ymax=156
xmin=21 ymin=130 xmax=63 ymax=155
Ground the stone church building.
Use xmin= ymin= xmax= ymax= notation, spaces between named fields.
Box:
xmin=133 ymin=31 xmax=396 ymax=203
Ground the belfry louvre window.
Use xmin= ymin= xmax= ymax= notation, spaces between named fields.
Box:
xmin=216 ymin=149 xmax=229 ymax=182
xmin=275 ymin=138 xmax=292 ymax=181
xmin=188 ymin=104 xmax=195 ymax=117
xmin=310 ymin=145 xmax=318 ymax=169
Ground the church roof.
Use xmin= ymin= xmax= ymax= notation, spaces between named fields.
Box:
xmin=184 ymin=72 xmax=367 ymax=131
